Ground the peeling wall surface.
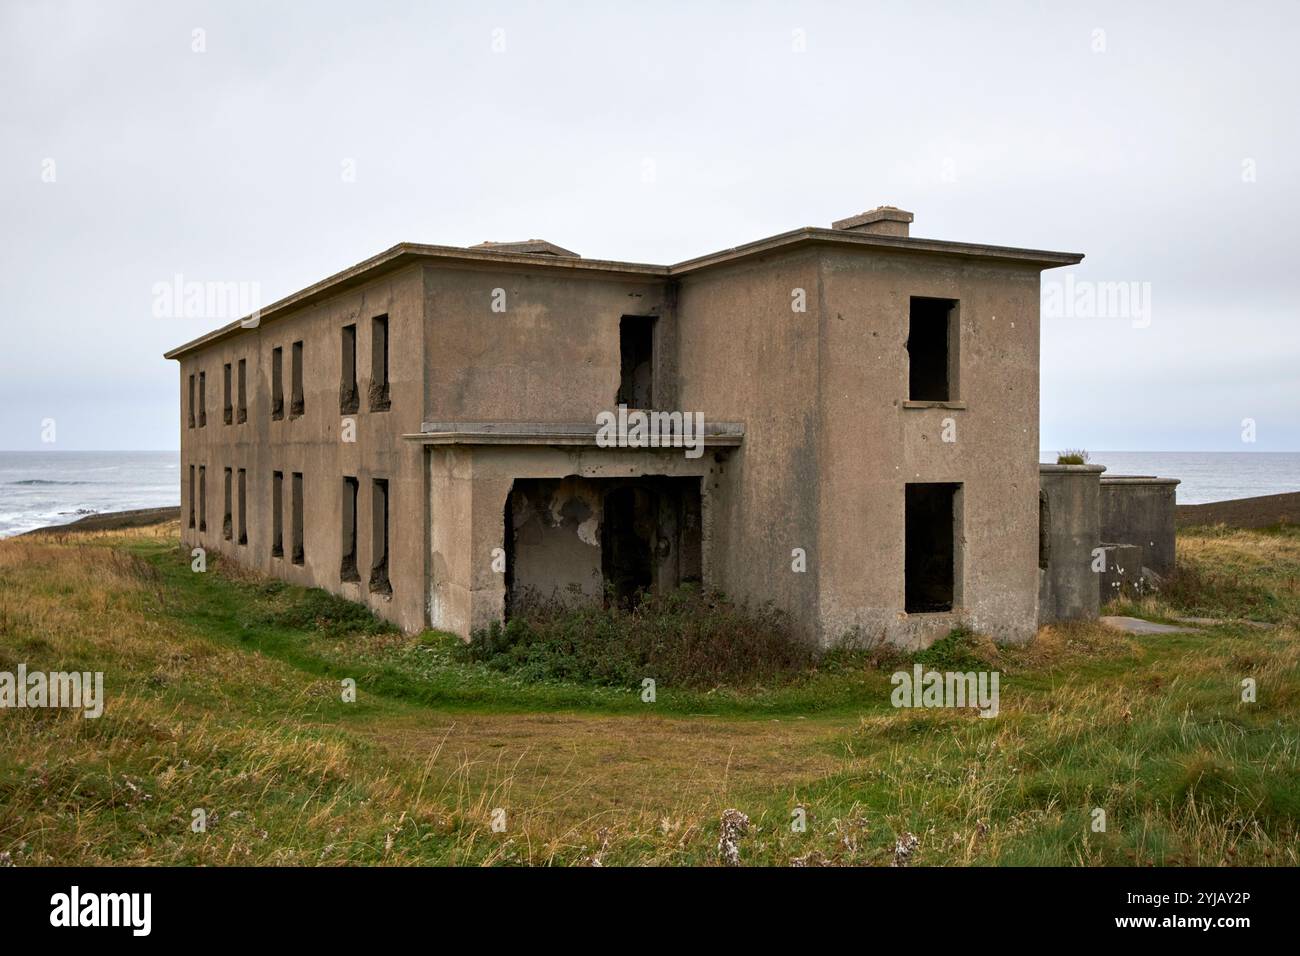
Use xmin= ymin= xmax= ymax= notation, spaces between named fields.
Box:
xmin=507 ymin=476 xmax=701 ymax=611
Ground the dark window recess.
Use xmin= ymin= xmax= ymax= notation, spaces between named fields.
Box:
xmin=237 ymin=359 xmax=247 ymax=424
xmin=369 ymin=315 xmax=391 ymax=411
xmin=369 ymin=478 xmax=391 ymax=594
xmin=505 ymin=476 xmax=701 ymax=619
xmin=602 ymin=484 xmax=653 ymax=608
xmin=198 ymin=372 xmax=207 ymax=427
xmin=907 ymin=297 xmax=958 ymax=402
xmin=340 ymin=324 xmax=359 ymax=414
xmin=341 ymin=477 xmax=360 ymax=582
xmin=222 ymin=468 xmax=233 ymax=540
xmin=237 ymin=468 xmax=247 ymax=545
xmin=291 ymin=472 xmax=304 ymax=564
xmin=616 ymin=316 xmax=655 ymax=408
xmin=290 ymin=341 xmax=305 ymax=418
xmin=905 ymin=482 xmax=959 ymax=613
xmin=188 ymin=465 xmax=195 ymax=528
xmin=222 ymin=363 xmax=233 ymax=425
xmin=187 ymin=374 xmax=196 ymax=429
xmin=1038 ymin=491 xmax=1051 ymax=569
xmin=198 ymin=466 xmax=207 ymax=532
xmin=271 ymin=347 xmax=284 ymax=420
xmin=271 ymin=471 xmax=284 ymax=557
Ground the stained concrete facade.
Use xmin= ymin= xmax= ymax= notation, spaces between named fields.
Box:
xmin=167 ymin=207 xmax=1084 ymax=648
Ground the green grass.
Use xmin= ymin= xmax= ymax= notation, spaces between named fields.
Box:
xmin=0 ymin=521 xmax=1296 ymax=866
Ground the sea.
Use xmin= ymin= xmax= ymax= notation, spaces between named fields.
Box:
xmin=0 ymin=451 xmax=180 ymax=538
xmin=1041 ymin=451 xmax=1300 ymax=506
xmin=0 ymin=450 xmax=1296 ymax=539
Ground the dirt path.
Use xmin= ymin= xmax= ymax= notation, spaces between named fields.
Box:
xmin=361 ymin=709 xmax=859 ymax=825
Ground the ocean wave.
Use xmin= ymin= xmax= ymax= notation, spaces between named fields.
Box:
xmin=7 ymin=479 xmax=88 ymax=486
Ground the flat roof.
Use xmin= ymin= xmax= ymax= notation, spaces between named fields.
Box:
xmin=164 ymin=229 xmax=1085 ymax=360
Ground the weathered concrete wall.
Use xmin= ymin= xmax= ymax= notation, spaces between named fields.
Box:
xmin=1097 ymin=542 xmax=1143 ymax=603
xmin=178 ymin=264 xmax=429 ymax=633
xmin=672 ymin=246 xmax=1051 ymax=648
xmin=673 ymin=249 xmax=824 ymax=643
xmin=1100 ymin=476 xmax=1179 ymax=578
xmin=1038 ymin=464 xmax=1104 ymax=624
xmin=816 ymin=251 xmax=1044 ymax=647
xmin=510 ymin=477 xmax=606 ymax=606
xmin=422 ymin=264 xmax=674 ymax=422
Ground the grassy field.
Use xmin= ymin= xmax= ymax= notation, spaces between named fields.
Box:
xmin=0 ymin=520 xmax=1296 ymax=866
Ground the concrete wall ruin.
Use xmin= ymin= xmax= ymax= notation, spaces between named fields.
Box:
xmin=1100 ymin=476 xmax=1179 ymax=579
xmin=1038 ymin=465 xmax=1180 ymax=621
xmin=1037 ymin=464 xmax=1104 ymax=623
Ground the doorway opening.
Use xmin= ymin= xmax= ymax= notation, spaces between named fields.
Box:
xmin=905 ymin=482 xmax=960 ymax=612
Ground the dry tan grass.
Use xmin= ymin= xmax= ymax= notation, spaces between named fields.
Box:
xmin=1 ymin=521 xmax=1296 ymax=866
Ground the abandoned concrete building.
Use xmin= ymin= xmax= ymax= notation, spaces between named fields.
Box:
xmin=166 ymin=206 xmax=1177 ymax=648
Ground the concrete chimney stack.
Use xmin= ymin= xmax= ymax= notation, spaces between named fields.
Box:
xmin=831 ymin=206 xmax=914 ymax=238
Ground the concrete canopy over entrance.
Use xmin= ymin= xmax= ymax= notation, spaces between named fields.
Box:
xmin=408 ymin=423 xmax=743 ymax=638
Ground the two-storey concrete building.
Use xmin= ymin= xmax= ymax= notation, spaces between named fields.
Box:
xmin=166 ymin=207 xmax=1083 ymax=647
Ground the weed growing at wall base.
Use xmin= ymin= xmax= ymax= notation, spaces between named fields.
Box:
xmin=461 ymin=587 xmax=813 ymax=688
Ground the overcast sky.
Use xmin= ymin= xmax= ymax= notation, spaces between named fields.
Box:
xmin=1 ymin=0 xmax=1296 ymax=452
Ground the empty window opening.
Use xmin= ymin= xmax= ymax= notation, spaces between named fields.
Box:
xmin=237 ymin=359 xmax=247 ymax=423
xmin=271 ymin=347 xmax=284 ymax=420
xmin=340 ymin=324 xmax=359 ymax=414
xmin=907 ymin=297 xmax=958 ymax=402
xmin=198 ymin=466 xmax=207 ymax=532
xmin=291 ymin=472 xmax=304 ymax=564
xmin=290 ymin=341 xmax=305 ymax=418
xmin=341 ymin=477 xmax=360 ymax=582
xmin=1038 ymin=491 xmax=1051 ymax=569
xmin=617 ymin=315 xmax=655 ymax=409
xmin=370 ymin=478 xmax=391 ymax=594
xmin=369 ymin=315 xmax=390 ymax=411
xmin=187 ymin=374 xmax=196 ymax=429
xmin=271 ymin=471 xmax=284 ymax=557
xmin=188 ymin=465 xmax=195 ymax=528
xmin=222 ymin=468 xmax=233 ymax=540
xmin=198 ymin=372 xmax=207 ymax=426
xmin=905 ymin=482 xmax=959 ymax=613
xmin=237 ymin=468 xmax=247 ymax=545
xmin=222 ymin=363 xmax=233 ymax=425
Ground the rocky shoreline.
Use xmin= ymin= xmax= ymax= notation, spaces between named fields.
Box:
xmin=22 ymin=506 xmax=181 ymax=535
